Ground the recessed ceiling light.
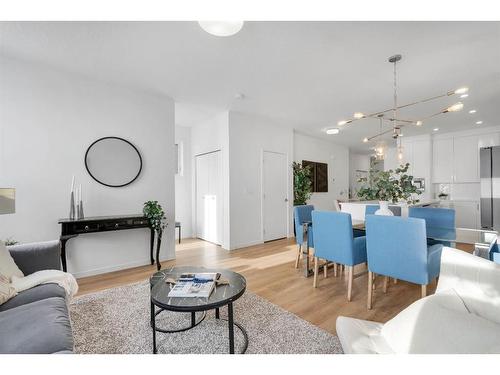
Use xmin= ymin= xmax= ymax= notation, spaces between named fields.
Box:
xmin=326 ymin=128 xmax=340 ymax=135
xmin=415 ymin=120 xmax=423 ymax=126
xmin=363 ymin=137 xmax=369 ymax=143
xmin=460 ymin=94 xmax=469 ymax=98
xmin=469 ymin=109 xmax=477 ymax=114
xmin=433 ymin=128 xmax=439 ymax=132
xmin=476 ymin=121 xmax=483 ymax=125
xmin=198 ymin=21 xmax=244 ymax=37
xmin=353 ymin=112 xmax=365 ymax=119
xmin=338 ymin=120 xmax=348 ymax=126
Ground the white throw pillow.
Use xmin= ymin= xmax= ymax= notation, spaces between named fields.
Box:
xmin=0 ymin=273 xmax=17 ymax=305
xmin=381 ymin=289 xmax=500 ymax=354
xmin=0 ymin=240 xmax=24 ymax=281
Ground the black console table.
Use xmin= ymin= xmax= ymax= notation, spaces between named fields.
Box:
xmin=58 ymin=214 xmax=161 ymax=272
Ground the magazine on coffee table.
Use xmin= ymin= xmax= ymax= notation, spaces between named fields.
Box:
xmin=167 ymin=272 xmax=221 ymax=298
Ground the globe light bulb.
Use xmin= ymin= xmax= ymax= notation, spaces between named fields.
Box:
xmin=446 ymin=102 xmax=464 ymax=113
xmin=454 ymin=87 xmax=469 ymax=95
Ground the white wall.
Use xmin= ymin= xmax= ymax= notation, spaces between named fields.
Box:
xmin=228 ymin=111 xmax=294 ymax=249
xmin=0 ymin=55 xmax=176 ymax=278
xmin=190 ymin=112 xmax=230 ymax=249
xmin=349 ymin=152 xmax=371 ymax=198
xmin=294 ymin=132 xmax=350 ymax=210
xmin=174 ymin=125 xmax=192 ymax=239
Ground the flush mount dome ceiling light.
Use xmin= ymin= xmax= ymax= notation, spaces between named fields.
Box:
xmin=336 ymin=54 xmax=467 ymax=145
xmin=198 ymin=21 xmax=244 ymax=36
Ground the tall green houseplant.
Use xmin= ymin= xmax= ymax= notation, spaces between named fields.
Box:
xmin=293 ymin=162 xmax=313 ymax=205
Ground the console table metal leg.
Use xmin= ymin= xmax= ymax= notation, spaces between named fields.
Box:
xmin=228 ymin=302 xmax=235 ymax=354
xmin=60 ymin=239 xmax=68 ymax=272
xmin=151 ymin=302 xmax=157 ymax=354
xmin=150 ymin=228 xmax=155 ymax=265
xmin=215 ymin=307 xmax=220 ymax=319
xmin=191 ymin=312 xmax=196 ymax=327
xmin=155 ymin=229 xmax=162 ymax=271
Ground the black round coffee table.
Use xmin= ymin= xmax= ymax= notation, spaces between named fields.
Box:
xmin=150 ymin=266 xmax=248 ymax=354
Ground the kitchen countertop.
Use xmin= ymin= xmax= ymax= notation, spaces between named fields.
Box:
xmin=341 ymin=199 xmax=440 ymax=207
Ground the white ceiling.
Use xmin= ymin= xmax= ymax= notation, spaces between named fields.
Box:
xmin=1 ymin=21 xmax=499 ymax=152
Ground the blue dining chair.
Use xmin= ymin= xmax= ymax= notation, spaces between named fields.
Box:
xmin=365 ymin=215 xmax=443 ymax=309
xmin=311 ymin=211 xmax=367 ymax=301
xmin=294 ymin=205 xmax=315 ymax=269
xmin=365 ymin=204 xmax=402 ymax=217
xmin=408 ymin=207 xmax=455 ymax=247
xmin=488 ymin=235 xmax=500 ymax=264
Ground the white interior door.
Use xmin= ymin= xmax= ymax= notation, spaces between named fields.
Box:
xmin=262 ymin=151 xmax=288 ymax=241
xmin=195 ymin=151 xmax=222 ymax=245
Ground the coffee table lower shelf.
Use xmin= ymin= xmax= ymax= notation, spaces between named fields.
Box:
xmin=150 ymin=303 xmax=249 ymax=354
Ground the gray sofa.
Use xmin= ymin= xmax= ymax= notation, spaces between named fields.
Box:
xmin=0 ymin=241 xmax=74 ymax=354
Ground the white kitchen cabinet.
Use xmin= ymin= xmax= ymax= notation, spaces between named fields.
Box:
xmin=454 ymin=201 xmax=479 ymax=229
xmin=478 ymin=132 xmax=500 ymax=148
xmin=453 ymin=135 xmax=479 ymax=183
xmin=439 ymin=200 xmax=479 ymax=229
xmin=412 ymin=139 xmax=431 ymax=179
xmin=432 ymin=138 xmax=454 ymax=183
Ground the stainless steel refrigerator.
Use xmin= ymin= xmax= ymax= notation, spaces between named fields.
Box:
xmin=480 ymin=146 xmax=500 ymax=230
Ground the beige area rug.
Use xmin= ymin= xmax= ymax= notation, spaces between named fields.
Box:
xmin=70 ymin=281 xmax=343 ymax=354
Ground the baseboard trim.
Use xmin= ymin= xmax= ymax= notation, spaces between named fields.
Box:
xmin=72 ymin=257 xmax=175 ymax=279
xmin=229 ymin=240 xmax=264 ymax=251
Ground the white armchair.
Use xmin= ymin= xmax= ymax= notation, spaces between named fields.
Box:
xmin=336 ymin=247 xmax=500 ymax=354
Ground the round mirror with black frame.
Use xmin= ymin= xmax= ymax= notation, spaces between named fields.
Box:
xmin=85 ymin=136 xmax=143 ymax=188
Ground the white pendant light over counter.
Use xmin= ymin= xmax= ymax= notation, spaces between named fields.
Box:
xmin=198 ymin=21 xmax=244 ymax=36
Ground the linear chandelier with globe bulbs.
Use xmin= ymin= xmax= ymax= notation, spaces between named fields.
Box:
xmin=336 ymin=54 xmax=467 ymax=146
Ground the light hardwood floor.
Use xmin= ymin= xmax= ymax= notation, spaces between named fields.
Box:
xmin=77 ymin=238 xmax=473 ymax=335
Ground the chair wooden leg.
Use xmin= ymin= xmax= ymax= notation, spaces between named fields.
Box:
xmin=313 ymin=257 xmax=319 ymax=288
xmin=334 ymin=263 xmax=338 ymax=277
xmin=367 ymin=271 xmax=373 ymax=309
xmin=421 ymin=284 xmax=427 ymax=298
xmin=372 ymin=273 xmax=376 ymax=290
xmin=324 ymin=262 xmax=328 ymax=278
xmin=383 ymin=276 xmax=388 ymax=294
xmin=393 ymin=278 xmax=398 ymax=284
xmin=347 ymin=266 xmax=353 ymax=302
xmin=295 ymin=244 xmax=301 ymax=269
